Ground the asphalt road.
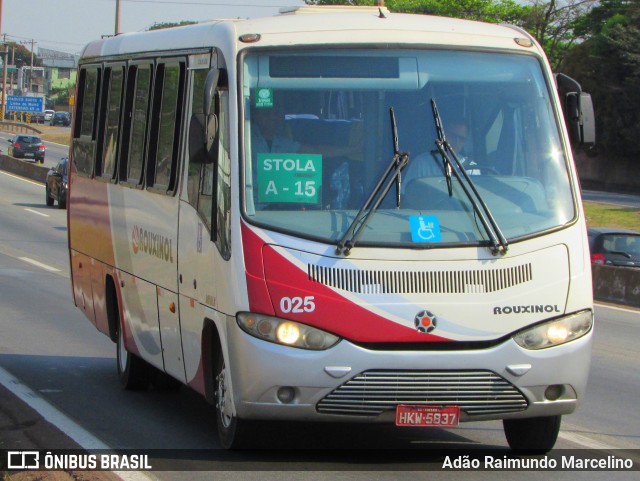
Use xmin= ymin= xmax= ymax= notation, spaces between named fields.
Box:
xmin=0 ymin=128 xmax=70 ymax=171
xmin=0 ymin=170 xmax=639 ymax=480
xmin=582 ymin=190 xmax=640 ymax=209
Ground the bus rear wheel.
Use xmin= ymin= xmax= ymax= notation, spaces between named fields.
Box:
xmin=503 ymin=415 xmax=561 ymax=453
xmin=116 ymin=323 xmax=150 ymax=391
xmin=214 ymin=349 xmax=251 ymax=449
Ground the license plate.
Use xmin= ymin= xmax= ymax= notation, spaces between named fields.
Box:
xmin=24 ymin=153 xmax=34 ymax=158
xmin=395 ymin=405 xmax=460 ymax=427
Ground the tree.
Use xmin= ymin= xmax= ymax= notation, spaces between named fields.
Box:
xmin=148 ymin=21 xmax=197 ymax=31
xmin=5 ymin=42 xmax=41 ymax=69
xmin=304 ymin=0 xmax=596 ymax=68
xmin=562 ymin=1 xmax=640 ymax=157
xmin=519 ymin=0 xmax=598 ymax=69
xmin=306 ymin=0 xmax=526 ymax=23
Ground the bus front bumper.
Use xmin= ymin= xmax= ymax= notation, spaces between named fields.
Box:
xmin=226 ymin=319 xmax=592 ymax=423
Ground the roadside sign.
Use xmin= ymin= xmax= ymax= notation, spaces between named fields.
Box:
xmin=6 ymin=95 xmax=44 ymax=113
xmin=0 ymin=65 xmax=18 ymax=74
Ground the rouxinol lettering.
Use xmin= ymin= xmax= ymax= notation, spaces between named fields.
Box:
xmin=493 ymin=305 xmax=561 ymax=315
xmin=131 ymin=225 xmax=174 ymax=263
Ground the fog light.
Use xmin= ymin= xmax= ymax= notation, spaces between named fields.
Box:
xmin=545 ymin=384 xmax=564 ymax=401
xmin=277 ymin=386 xmax=296 ymax=404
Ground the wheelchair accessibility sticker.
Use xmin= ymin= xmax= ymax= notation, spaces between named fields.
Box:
xmin=410 ymin=215 xmax=442 ymax=243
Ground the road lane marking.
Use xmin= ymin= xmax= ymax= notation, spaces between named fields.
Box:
xmin=0 ymin=366 xmax=110 ymax=450
xmin=19 ymin=256 xmax=60 ymax=272
xmin=558 ymin=431 xmax=620 ymax=450
xmin=0 ymin=169 xmax=44 ymax=186
xmin=0 ymin=366 xmax=159 ymax=481
xmin=24 ymin=207 xmax=49 ymax=217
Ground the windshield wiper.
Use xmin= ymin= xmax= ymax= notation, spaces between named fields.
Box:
xmin=336 ymin=107 xmax=409 ymax=256
xmin=430 ymin=98 xmax=509 ymax=256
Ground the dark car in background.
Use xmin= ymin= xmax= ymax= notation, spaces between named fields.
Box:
xmin=588 ymin=227 xmax=640 ymax=268
xmin=45 ymin=157 xmax=69 ymax=209
xmin=51 ymin=111 xmax=71 ymax=126
xmin=7 ymin=134 xmax=46 ymax=163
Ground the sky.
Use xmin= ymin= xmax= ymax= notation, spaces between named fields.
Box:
xmin=2 ymin=0 xmax=307 ymax=55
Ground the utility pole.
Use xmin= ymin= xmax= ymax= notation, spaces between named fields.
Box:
xmin=0 ymin=0 xmax=4 ymax=119
xmin=20 ymin=39 xmax=37 ymax=94
xmin=115 ymin=0 xmax=121 ymax=35
xmin=30 ymin=38 xmax=35 ymax=93
xmin=1 ymin=45 xmax=7 ymax=121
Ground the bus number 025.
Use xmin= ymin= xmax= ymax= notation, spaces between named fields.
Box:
xmin=280 ymin=296 xmax=316 ymax=314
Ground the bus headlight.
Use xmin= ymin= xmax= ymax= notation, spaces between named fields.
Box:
xmin=237 ymin=313 xmax=341 ymax=350
xmin=513 ymin=310 xmax=593 ymax=350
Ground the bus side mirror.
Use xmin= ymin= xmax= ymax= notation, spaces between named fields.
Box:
xmin=578 ymin=92 xmax=595 ymax=145
xmin=565 ymin=92 xmax=595 ymax=146
xmin=189 ymin=113 xmax=212 ymax=165
xmin=189 ymin=68 xmax=221 ymax=165
xmin=203 ymin=68 xmax=220 ymax=152
xmin=555 ymin=73 xmax=595 ymax=147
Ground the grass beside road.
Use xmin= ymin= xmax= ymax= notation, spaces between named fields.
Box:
xmin=41 ymin=132 xmax=72 ymax=145
xmin=584 ymin=202 xmax=640 ymax=231
xmin=37 ymin=125 xmax=71 ymax=146
xmin=32 ymin=125 xmax=640 ymax=232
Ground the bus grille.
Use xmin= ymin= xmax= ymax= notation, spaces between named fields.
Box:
xmin=308 ymin=263 xmax=532 ymax=294
xmin=317 ymin=370 xmax=528 ymax=416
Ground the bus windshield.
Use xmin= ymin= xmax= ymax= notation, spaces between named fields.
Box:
xmin=242 ymin=48 xmax=575 ymax=248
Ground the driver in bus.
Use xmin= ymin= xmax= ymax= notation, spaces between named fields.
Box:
xmin=402 ymin=117 xmax=479 ymax=193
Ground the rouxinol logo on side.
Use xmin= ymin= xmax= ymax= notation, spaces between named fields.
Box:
xmin=131 ymin=224 xmax=174 ymax=263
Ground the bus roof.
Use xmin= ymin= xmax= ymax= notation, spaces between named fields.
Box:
xmin=80 ymin=6 xmax=540 ymax=61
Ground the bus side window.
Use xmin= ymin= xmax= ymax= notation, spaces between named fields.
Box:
xmin=100 ymin=65 xmax=124 ymax=181
xmin=122 ymin=63 xmax=152 ymax=186
xmin=147 ymin=61 xmax=186 ymax=193
xmin=73 ymin=66 xmax=100 ymax=176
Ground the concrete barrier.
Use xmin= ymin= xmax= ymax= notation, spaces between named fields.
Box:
xmin=592 ymin=264 xmax=640 ymax=309
xmin=0 ymin=154 xmax=49 ymax=183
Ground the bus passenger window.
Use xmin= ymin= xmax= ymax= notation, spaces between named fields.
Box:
xmin=150 ymin=63 xmax=184 ymax=191
xmin=102 ymin=67 xmax=124 ymax=180
xmin=73 ymin=67 xmax=100 ymax=176
xmin=128 ymin=65 xmax=152 ymax=185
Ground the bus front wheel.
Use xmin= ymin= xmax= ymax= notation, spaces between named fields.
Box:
xmin=503 ymin=415 xmax=561 ymax=452
xmin=215 ymin=349 xmax=250 ymax=449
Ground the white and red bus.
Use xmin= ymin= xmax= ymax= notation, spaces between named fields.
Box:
xmin=68 ymin=6 xmax=595 ymax=450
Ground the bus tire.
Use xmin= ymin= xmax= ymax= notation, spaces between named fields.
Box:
xmin=151 ymin=368 xmax=182 ymax=392
xmin=116 ymin=321 xmax=150 ymax=391
xmin=214 ymin=349 xmax=250 ymax=449
xmin=503 ymin=415 xmax=561 ymax=453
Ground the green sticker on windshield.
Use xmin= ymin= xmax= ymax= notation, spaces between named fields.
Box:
xmin=255 ymin=88 xmax=273 ymax=108
xmin=257 ymin=153 xmax=322 ymax=204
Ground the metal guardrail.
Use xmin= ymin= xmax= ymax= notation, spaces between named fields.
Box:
xmin=0 ymin=121 xmax=43 ymax=135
